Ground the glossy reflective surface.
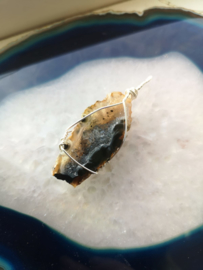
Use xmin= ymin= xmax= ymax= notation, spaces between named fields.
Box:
xmin=0 ymin=10 xmax=203 ymax=270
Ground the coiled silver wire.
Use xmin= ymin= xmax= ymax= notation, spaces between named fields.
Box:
xmin=59 ymin=76 xmax=152 ymax=175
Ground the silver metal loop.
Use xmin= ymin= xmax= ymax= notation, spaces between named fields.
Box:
xmin=59 ymin=144 xmax=97 ymax=175
xmin=59 ymin=76 xmax=152 ymax=175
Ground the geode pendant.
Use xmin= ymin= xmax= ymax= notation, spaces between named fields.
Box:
xmin=52 ymin=92 xmax=132 ymax=187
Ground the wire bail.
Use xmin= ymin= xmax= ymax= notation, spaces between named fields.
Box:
xmin=59 ymin=76 xmax=152 ymax=174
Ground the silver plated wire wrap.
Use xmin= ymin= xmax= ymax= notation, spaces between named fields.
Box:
xmin=59 ymin=76 xmax=152 ymax=175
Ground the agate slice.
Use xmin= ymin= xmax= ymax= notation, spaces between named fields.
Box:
xmin=53 ymin=92 xmax=132 ymax=187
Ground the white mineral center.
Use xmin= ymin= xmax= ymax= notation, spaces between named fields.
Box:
xmin=0 ymin=52 xmax=202 ymax=248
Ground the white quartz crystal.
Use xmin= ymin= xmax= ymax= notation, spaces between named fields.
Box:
xmin=0 ymin=52 xmax=203 ymax=248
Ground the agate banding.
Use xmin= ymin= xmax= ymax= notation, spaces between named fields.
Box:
xmin=53 ymin=92 xmax=132 ymax=187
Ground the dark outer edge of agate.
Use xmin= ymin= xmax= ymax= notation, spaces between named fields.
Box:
xmin=55 ymin=119 xmax=125 ymax=185
xmin=0 ymin=9 xmax=202 ymax=75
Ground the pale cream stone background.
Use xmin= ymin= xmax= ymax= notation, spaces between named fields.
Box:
xmin=0 ymin=53 xmax=202 ymax=248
